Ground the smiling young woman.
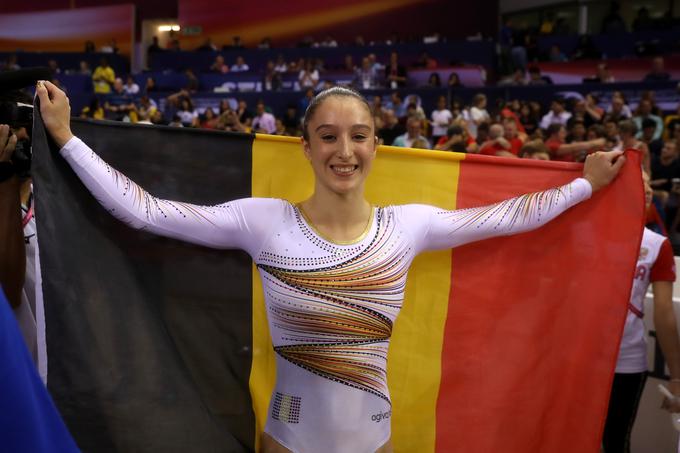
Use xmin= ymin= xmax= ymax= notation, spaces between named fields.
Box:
xmin=37 ymin=81 xmax=625 ymax=453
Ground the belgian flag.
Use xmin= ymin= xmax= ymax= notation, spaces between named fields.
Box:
xmin=31 ymin=113 xmax=643 ymax=452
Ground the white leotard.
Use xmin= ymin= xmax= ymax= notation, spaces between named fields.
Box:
xmin=60 ymin=137 xmax=592 ymax=453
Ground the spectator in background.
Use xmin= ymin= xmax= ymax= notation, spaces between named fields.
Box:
xmin=548 ymin=45 xmax=568 ymax=62
xmin=585 ymin=63 xmax=615 ymax=83
xmin=572 ymin=34 xmax=601 ymax=60
xmin=199 ymin=108 xmax=219 ymax=129
xmin=210 ymin=55 xmax=229 ymax=74
xmin=259 ymin=37 xmax=272 ymax=49
xmin=479 ymin=124 xmax=516 ymax=157
xmin=601 ymin=2 xmax=627 ymax=33
xmin=427 ymin=73 xmax=441 ymax=88
xmin=343 ymin=54 xmax=356 ymax=72
xmin=184 ymin=69 xmax=199 ymax=93
xmin=639 ymin=118 xmax=664 ymax=155
xmin=430 ymin=95 xmax=453 ymax=144
xmin=405 ymin=95 xmax=426 ymax=121
xmin=100 ymin=38 xmax=119 ymax=54
xmin=78 ymin=61 xmax=92 ymax=75
xmin=274 ymin=55 xmax=288 ymax=73
xmin=320 ymin=36 xmax=338 ymax=47
xmin=371 ymin=95 xmax=386 ymax=119
xmin=528 ymin=66 xmax=553 ymax=85
xmin=47 ymin=60 xmax=61 ymax=75
xmin=299 ymin=60 xmax=319 ymax=89
xmin=413 ymin=52 xmax=437 ymax=69
xmin=503 ymin=118 xmax=525 ymax=155
xmin=387 ymin=92 xmax=407 ymax=119
xmin=650 ymin=140 xmax=680 ymax=207
xmin=92 ymin=58 xmax=115 ymax=94
xmin=144 ymin=77 xmax=157 ymax=94
xmin=282 ymin=105 xmax=301 ymax=136
xmin=634 ymin=99 xmax=664 ymax=141
xmin=540 ymin=98 xmax=571 ymax=130
xmin=236 ymin=99 xmax=253 ymax=129
xmin=354 ymin=57 xmax=379 ymax=90
xmin=393 ymin=117 xmax=431 ymax=148
xmin=299 ymin=88 xmax=315 ymax=114
xmin=567 ymin=119 xmax=587 ymax=143
xmin=104 ymin=78 xmax=136 ymax=121
xmin=385 ymin=51 xmax=407 ymax=89
xmin=521 ymin=139 xmax=551 ymax=160
xmin=633 ymin=7 xmax=655 ymax=32
xmin=468 ymin=93 xmax=490 ymax=138
xmin=224 ymin=36 xmax=244 ymax=50
xmin=448 ymin=72 xmax=463 ymax=88
xmin=606 ymin=93 xmax=632 ymax=121
xmin=231 ymin=56 xmax=250 ymax=72
xmin=80 ymin=97 xmax=104 ymax=120
xmin=644 ymin=57 xmax=672 ymax=82
xmin=545 ymin=124 xmax=605 ymax=162
xmin=499 ymin=68 xmax=528 ymax=86
xmin=252 ymin=101 xmax=276 ymax=134
xmin=123 ymin=75 xmax=139 ymax=95
xmin=435 ymin=123 xmax=476 ymax=153
xmin=147 ymin=36 xmax=162 ymax=55
xmin=84 ymin=40 xmax=96 ymax=53
xmin=618 ymin=120 xmax=651 ymax=171
xmin=377 ymin=110 xmax=405 ymax=146
xmin=176 ymin=98 xmax=199 ymax=127
xmin=263 ymin=61 xmax=282 ymax=91
xmin=368 ymin=54 xmax=384 ymax=74
xmin=195 ymin=38 xmax=218 ymax=51
xmin=136 ymin=95 xmax=157 ymax=121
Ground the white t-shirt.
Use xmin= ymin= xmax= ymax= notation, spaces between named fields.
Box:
xmin=616 ymin=227 xmax=676 ymax=373
xmin=431 ymin=109 xmax=453 ymax=136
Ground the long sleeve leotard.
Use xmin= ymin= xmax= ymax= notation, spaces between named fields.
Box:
xmin=60 ymin=137 xmax=592 ymax=453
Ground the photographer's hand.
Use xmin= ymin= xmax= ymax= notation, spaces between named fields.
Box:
xmin=35 ymin=80 xmax=74 ymax=148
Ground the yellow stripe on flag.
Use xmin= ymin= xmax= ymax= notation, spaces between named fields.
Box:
xmin=250 ymin=135 xmax=462 ymax=452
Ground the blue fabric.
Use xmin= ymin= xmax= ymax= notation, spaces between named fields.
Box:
xmin=0 ymin=288 xmax=79 ymax=452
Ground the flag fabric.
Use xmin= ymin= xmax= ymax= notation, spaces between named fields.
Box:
xmin=31 ymin=112 xmax=643 ymax=452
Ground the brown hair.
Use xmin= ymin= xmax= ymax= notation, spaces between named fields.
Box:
xmin=302 ymin=86 xmax=372 ymax=141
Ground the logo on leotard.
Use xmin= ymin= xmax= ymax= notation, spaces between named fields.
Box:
xmin=371 ymin=410 xmax=392 ymax=423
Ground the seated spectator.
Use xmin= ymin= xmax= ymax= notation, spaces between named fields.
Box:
xmin=104 ymin=78 xmax=136 ymax=121
xmin=371 ymin=95 xmax=386 ymax=119
xmin=377 ymin=110 xmax=405 ymax=146
xmin=479 ymin=124 xmax=517 ymax=158
xmin=274 ymin=119 xmax=288 ymax=135
xmin=640 ymin=118 xmax=664 ymax=155
xmin=387 ymin=92 xmax=407 ymax=119
xmin=498 ymin=69 xmax=527 ymax=86
xmin=252 ymin=101 xmax=276 ymax=134
xmin=606 ymin=93 xmax=632 ymax=121
xmin=385 ymin=51 xmax=407 ymax=89
xmin=411 ymin=138 xmax=430 ymax=149
xmin=393 ymin=117 xmax=431 ymax=149
xmin=434 ymin=124 xmax=475 ymax=153
xmin=282 ymin=105 xmax=301 ymax=136
xmin=528 ymin=66 xmax=553 ymax=85
xmin=618 ymin=120 xmax=651 ymax=171
xmin=640 ymin=90 xmax=662 ymax=116
xmin=650 ymin=140 xmax=680 ymax=206
xmin=634 ymin=99 xmax=664 ymax=141
xmin=572 ymin=34 xmax=602 ymax=60
xmin=78 ymin=61 xmax=92 ymax=75
xmin=263 ymin=61 xmax=282 ymax=91
xmin=342 ymin=54 xmax=356 ymax=72
xmin=168 ymin=114 xmax=184 ymax=127
xmin=545 ymin=124 xmax=605 ymax=162
xmin=299 ymin=88 xmax=315 ymax=114
xmin=519 ymin=101 xmax=541 ymax=136
xmin=448 ymin=72 xmax=463 ymax=88
xmin=354 ymin=57 xmax=379 ymax=90
xmin=80 ymin=97 xmax=104 ymax=120
xmin=136 ymin=95 xmax=158 ymax=120
xmin=644 ymin=57 xmax=671 ymax=82
xmin=184 ymin=69 xmax=199 ymax=93
xmin=503 ymin=118 xmax=525 ymax=155
xmin=92 ymin=57 xmax=115 ymax=94
xmin=84 ymin=40 xmax=96 ymax=53
xmin=217 ymin=108 xmax=246 ymax=132
xmin=100 ymin=38 xmax=119 ymax=54
xmin=196 ymin=38 xmax=218 ymax=51
xmin=405 ymin=95 xmax=426 ymax=121
xmin=231 ymin=56 xmax=250 ymax=72
xmin=567 ymin=118 xmax=587 ymax=142
xmin=210 ymin=55 xmax=229 ymax=74
xmin=430 ymin=95 xmax=453 ymax=144
xmin=298 ymin=60 xmax=319 ymax=89
xmin=540 ymin=98 xmax=571 ymax=130
xmin=258 ymin=37 xmax=272 ymax=49
xmin=144 ymin=77 xmax=157 ymax=94
xmin=368 ymin=54 xmax=384 ymax=73
xmin=274 ymin=54 xmax=288 ymax=73
xmin=236 ymin=99 xmax=253 ymax=128
xmin=413 ymin=52 xmax=437 ymax=69
xmin=223 ymin=36 xmax=244 ymax=50
xmin=123 ymin=75 xmax=139 ymax=95
xmin=320 ymin=35 xmax=338 ymax=47
xmin=520 ymin=140 xmax=551 ymax=160
xmin=584 ymin=63 xmax=615 ymax=83
xmin=176 ymin=98 xmax=199 ymax=127
xmin=548 ymin=45 xmax=568 ymax=62
xmin=475 ymin=122 xmax=491 ymax=145
xmin=427 ymin=73 xmax=441 ymax=88
xmin=47 ymin=59 xmax=61 ymax=75
xmin=199 ymin=108 xmax=219 ymax=129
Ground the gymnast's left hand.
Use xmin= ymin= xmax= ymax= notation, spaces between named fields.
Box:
xmin=582 ymin=150 xmax=626 ymax=192
xmin=35 ymin=80 xmax=74 ymax=149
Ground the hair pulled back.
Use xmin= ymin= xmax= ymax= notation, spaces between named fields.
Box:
xmin=302 ymin=86 xmax=373 ymax=141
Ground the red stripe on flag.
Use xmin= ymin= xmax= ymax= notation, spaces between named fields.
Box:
xmin=436 ymin=152 xmax=643 ymax=452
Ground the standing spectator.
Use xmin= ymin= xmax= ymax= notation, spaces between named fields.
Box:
xmin=634 ymin=99 xmax=664 ymax=141
xmin=252 ymin=101 xmax=276 ymax=134
xmin=210 ymin=55 xmax=229 ymax=74
xmin=147 ymin=36 xmax=162 ymax=55
xmin=92 ymin=58 xmax=115 ymax=94
xmin=540 ymin=98 xmax=571 ymax=130
xmin=385 ymin=51 xmax=407 ymax=89
xmin=468 ymin=93 xmax=490 ymax=138
xmin=545 ymin=124 xmax=605 ymax=162
xmin=601 ymin=2 xmax=627 ymax=33
xmin=633 ymin=7 xmax=655 ymax=32
xmin=298 ymin=60 xmax=319 ymax=89
xmin=644 ymin=57 xmax=672 ymax=82
xmin=231 ymin=56 xmax=250 ymax=72
xmin=354 ymin=57 xmax=379 ymax=90
xmin=123 ymin=75 xmax=139 ymax=95
xmin=392 ymin=117 xmax=431 ymax=149
xmin=430 ymin=95 xmax=453 ymax=144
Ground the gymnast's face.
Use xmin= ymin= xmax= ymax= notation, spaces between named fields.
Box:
xmin=303 ymin=96 xmax=377 ymax=196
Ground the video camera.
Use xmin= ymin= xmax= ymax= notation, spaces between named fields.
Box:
xmin=0 ymin=67 xmax=52 ymax=178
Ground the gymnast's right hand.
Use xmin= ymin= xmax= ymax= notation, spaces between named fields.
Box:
xmin=35 ymin=80 xmax=74 ymax=148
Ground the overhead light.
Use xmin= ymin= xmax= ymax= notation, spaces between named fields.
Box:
xmin=158 ymin=25 xmax=180 ymax=32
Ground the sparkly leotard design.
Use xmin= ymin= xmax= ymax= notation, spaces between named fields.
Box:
xmin=60 ymin=137 xmax=592 ymax=453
